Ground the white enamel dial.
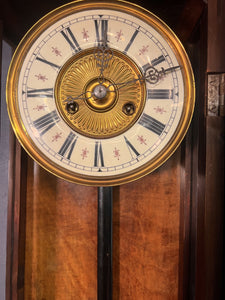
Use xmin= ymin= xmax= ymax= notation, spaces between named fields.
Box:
xmin=7 ymin=1 xmax=195 ymax=186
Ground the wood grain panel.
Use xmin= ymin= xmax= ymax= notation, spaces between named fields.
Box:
xmin=24 ymin=149 xmax=182 ymax=299
xmin=24 ymin=159 xmax=97 ymax=300
xmin=113 ymin=150 xmax=181 ymax=299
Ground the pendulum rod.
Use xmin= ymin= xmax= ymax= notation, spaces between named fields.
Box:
xmin=97 ymin=186 xmax=113 ymax=300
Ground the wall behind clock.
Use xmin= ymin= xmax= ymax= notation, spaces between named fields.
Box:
xmin=0 ymin=37 xmax=13 ymax=300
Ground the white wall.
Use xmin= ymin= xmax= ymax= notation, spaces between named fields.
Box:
xmin=0 ymin=40 xmax=13 ymax=300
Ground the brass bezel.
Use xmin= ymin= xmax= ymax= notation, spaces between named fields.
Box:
xmin=6 ymin=0 xmax=195 ymax=186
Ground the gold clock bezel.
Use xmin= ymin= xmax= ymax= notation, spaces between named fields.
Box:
xmin=6 ymin=0 xmax=195 ymax=186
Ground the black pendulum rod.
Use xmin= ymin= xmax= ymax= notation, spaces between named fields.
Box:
xmin=97 ymin=186 xmax=113 ymax=300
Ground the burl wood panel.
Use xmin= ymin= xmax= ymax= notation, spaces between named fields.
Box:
xmin=113 ymin=150 xmax=181 ymax=299
xmin=24 ymin=150 xmax=181 ymax=299
xmin=24 ymin=159 xmax=98 ymax=300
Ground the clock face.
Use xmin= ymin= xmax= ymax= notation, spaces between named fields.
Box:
xmin=7 ymin=0 xmax=195 ymax=186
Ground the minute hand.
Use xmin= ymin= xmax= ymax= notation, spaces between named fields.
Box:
xmin=162 ymin=66 xmax=181 ymax=74
xmin=144 ymin=65 xmax=181 ymax=84
xmin=108 ymin=65 xmax=181 ymax=91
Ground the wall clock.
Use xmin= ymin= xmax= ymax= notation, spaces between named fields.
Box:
xmin=6 ymin=0 xmax=195 ymax=186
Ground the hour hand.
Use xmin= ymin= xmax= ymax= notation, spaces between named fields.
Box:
xmin=94 ymin=19 xmax=114 ymax=83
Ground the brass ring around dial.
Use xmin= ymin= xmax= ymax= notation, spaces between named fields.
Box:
xmin=55 ymin=48 xmax=146 ymax=139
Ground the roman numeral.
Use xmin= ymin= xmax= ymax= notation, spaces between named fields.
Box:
xmin=94 ymin=141 xmax=104 ymax=168
xmin=142 ymin=56 xmax=165 ymax=72
xmin=33 ymin=110 xmax=60 ymax=136
xmin=58 ymin=132 xmax=77 ymax=160
xmin=147 ymin=89 xmax=174 ymax=99
xmin=138 ymin=113 xmax=165 ymax=135
xmin=124 ymin=28 xmax=139 ymax=54
xmin=26 ymin=88 xmax=53 ymax=98
xmin=142 ymin=63 xmax=151 ymax=72
xmin=61 ymin=27 xmax=81 ymax=53
xmin=94 ymin=17 xmax=108 ymax=45
xmin=36 ymin=57 xmax=60 ymax=70
xmin=151 ymin=55 xmax=165 ymax=66
xmin=124 ymin=136 xmax=140 ymax=158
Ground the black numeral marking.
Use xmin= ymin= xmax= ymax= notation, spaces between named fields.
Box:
xmin=36 ymin=57 xmax=60 ymax=69
xmin=58 ymin=132 xmax=77 ymax=160
xmin=61 ymin=27 xmax=81 ymax=53
xmin=147 ymin=89 xmax=174 ymax=99
xmin=94 ymin=141 xmax=104 ymax=168
xmin=124 ymin=28 xmax=139 ymax=54
xmin=142 ymin=63 xmax=151 ymax=72
xmin=139 ymin=113 xmax=165 ymax=135
xmin=26 ymin=88 xmax=53 ymax=98
xmin=33 ymin=110 xmax=60 ymax=136
xmin=124 ymin=136 xmax=140 ymax=158
xmin=142 ymin=56 xmax=165 ymax=72
xmin=151 ymin=55 xmax=165 ymax=66
xmin=94 ymin=17 xmax=108 ymax=45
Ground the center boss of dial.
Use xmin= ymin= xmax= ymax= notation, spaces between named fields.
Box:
xmin=55 ymin=48 xmax=146 ymax=139
xmin=93 ymin=84 xmax=107 ymax=99
xmin=85 ymin=78 xmax=117 ymax=112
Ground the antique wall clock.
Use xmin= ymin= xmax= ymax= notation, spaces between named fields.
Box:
xmin=6 ymin=0 xmax=195 ymax=186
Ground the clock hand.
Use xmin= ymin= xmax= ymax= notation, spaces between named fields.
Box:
xmin=144 ymin=65 xmax=181 ymax=84
xmin=107 ymin=65 xmax=181 ymax=90
xmin=63 ymin=91 xmax=93 ymax=103
xmin=94 ymin=44 xmax=114 ymax=84
xmin=107 ymin=76 xmax=144 ymax=90
xmin=163 ymin=65 xmax=181 ymax=73
xmin=62 ymin=65 xmax=181 ymax=103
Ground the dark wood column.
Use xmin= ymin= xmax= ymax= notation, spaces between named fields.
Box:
xmin=203 ymin=0 xmax=225 ymax=298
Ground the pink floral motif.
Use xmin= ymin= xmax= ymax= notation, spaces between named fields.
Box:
xmin=154 ymin=106 xmax=166 ymax=114
xmin=33 ymin=104 xmax=47 ymax=111
xmin=139 ymin=45 xmax=149 ymax=55
xmin=115 ymin=30 xmax=123 ymax=42
xmin=35 ymin=74 xmax=48 ymax=82
xmin=113 ymin=147 xmax=120 ymax=160
xmin=137 ymin=135 xmax=147 ymax=145
xmin=52 ymin=47 xmax=62 ymax=56
xmin=82 ymin=28 xmax=89 ymax=41
xmin=52 ymin=132 xmax=62 ymax=142
xmin=81 ymin=148 xmax=89 ymax=160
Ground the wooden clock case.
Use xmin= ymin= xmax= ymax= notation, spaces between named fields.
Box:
xmin=1 ymin=0 xmax=224 ymax=299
